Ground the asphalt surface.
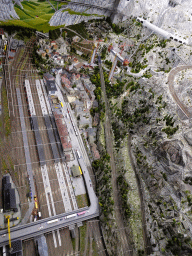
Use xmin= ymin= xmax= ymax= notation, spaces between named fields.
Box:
xmin=0 ymin=208 xmax=98 ymax=247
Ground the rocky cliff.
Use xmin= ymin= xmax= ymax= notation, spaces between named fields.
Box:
xmin=0 ymin=0 xmax=19 ymax=21
xmin=49 ymin=0 xmax=117 ymax=26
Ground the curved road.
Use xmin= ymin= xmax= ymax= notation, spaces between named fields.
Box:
xmin=167 ymin=65 xmax=192 ymax=119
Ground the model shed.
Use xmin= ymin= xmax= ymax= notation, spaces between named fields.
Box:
xmin=71 ymin=165 xmax=81 ymax=177
xmin=2 ymin=175 xmax=17 ymax=213
xmin=46 ymin=80 xmax=57 ymax=95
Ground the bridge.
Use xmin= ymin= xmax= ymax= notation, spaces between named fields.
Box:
xmin=0 ymin=155 xmax=99 ymax=246
xmin=36 ymin=31 xmax=49 ymax=39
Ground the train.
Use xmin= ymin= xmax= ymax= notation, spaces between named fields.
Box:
xmin=34 ymin=195 xmax=38 ymax=210
xmin=77 ymin=211 xmax=86 ymax=216
xmin=79 ymin=166 xmax=82 ymax=175
xmin=24 ymin=80 xmax=46 ymax=166
xmin=33 ymin=195 xmax=41 ymax=221
xmin=47 ymin=219 xmax=58 ymax=224
xmin=46 ymin=211 xmax=87 ymax=224
xmin=136 ymin=17 xmax=188 ymax=45
xmin=65 ymin=213 xmax=76 ymax=219
xmin=24 ymin=80 xmax=36 ymax=117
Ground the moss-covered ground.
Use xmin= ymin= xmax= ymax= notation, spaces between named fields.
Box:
xmin=76 ymin=194 xmax=89 ymax=208
xmin=79 ymin=222 xmax=87 ymax=254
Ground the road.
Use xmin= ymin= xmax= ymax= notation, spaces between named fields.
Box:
xmin=98 ymin=56 xmax=133 ymax=255
xmin=167 ymin=65 xmax=192 ymax=119
xmin=0 ymin=207 xmax=99 ymax=247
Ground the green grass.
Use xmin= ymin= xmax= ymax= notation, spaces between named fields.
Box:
xmin=76 ymin=194 xmax=89 ymax=208
xmin=63 ymin=8 xmax=103 ymax=17
xmin=66 ymin=23 xmax=90 ymax=39
xmin=0 ymin=0 xmax=101 ymax=33
xmin=62 ymin=9 xmax=91 ymax=16
xmin=92 ymin=240 xmax=99 ymax=256
xmin=0 ymin=0 xmax=67 ymax=32
xmin=71 ymin=238 xmax=76 ymax=251
xmin=2 ymin=158 xmax=8 ymax=170
xmin=2 ymin=86 xmax=11 ymax=136
xmin=79 ymin=222 xmax=87 ymax=254
xmin=7 ymin=155 xmax=14 ymax=171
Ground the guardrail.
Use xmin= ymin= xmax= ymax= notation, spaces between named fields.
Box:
xmin=0 ymin=206 xmax=99 ymax=246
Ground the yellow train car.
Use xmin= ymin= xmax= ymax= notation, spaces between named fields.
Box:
xmin=34 ymin=195 xmax=38 ymax=209
xmin=60 ymin=102 xmax=63 ymax=107
xmin=79 ymin=166 xmax=82 ymax=175
xmin=35 ymin=201 xmax=38 ymax=209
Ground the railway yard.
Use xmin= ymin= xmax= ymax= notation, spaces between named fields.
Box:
xmin=0 ymin=38 xmax=102 ymax=255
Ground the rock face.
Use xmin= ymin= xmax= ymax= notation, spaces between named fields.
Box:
xmin=49 ymin=0 xmax=113 ymax=27
xmin=49 ymin=0 xmax=135 ymax=26
xmin=184 ymin=130 xmax=192 ymax=146
xmin=131 ymin=0 xmax=192 ymax=43
xmin=49 ymin=9 xmax=104 ymax=27
xmin=0 ymin=0 xmax=19 ymax=21
xmin=157 ymin=140 xmax=185 ymax=166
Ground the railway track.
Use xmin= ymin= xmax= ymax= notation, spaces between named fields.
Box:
xmin=5 ymin=41 xmax=37 ymax=220
xmin=98 ymin=57 xmax=134 ymax=255
xmin=167 ymin=65 xmax=192 ymax=119
xmin=2 ymin=38 xmax=101 ymax=254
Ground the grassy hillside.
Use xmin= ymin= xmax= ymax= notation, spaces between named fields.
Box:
xmin=0 ymin=0 xmax=67 ymax=32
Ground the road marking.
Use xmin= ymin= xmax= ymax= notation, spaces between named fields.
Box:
xmin=55 ymin=162 xmax=72 ymax=212
xmin=57 ymin=229 xmax=62 ymax=246
xmin=52 ymin=231 xmax=57 ymax=248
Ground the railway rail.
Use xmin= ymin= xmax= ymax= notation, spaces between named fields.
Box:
xmin=1 ymin=38 xmax=99 ymax=248
xmin=167 ymin=65 xmax=192 ymax=119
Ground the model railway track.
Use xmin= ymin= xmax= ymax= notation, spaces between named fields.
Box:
xmin=23 ymin=55 xmax=82 ymax=245
xmin=168 ymin=65 xmax=192 ymax=119
xmin=98 ymin=56 xmax=134 ymax=255
xmin=1 ymin=38 xmax=100 ymax=250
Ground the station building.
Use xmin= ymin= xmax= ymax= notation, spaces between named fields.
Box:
xmin=43 ymin=73 xmax=57 ymax=95
xmin=71 ymin=165 xmax=81 ymax=178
